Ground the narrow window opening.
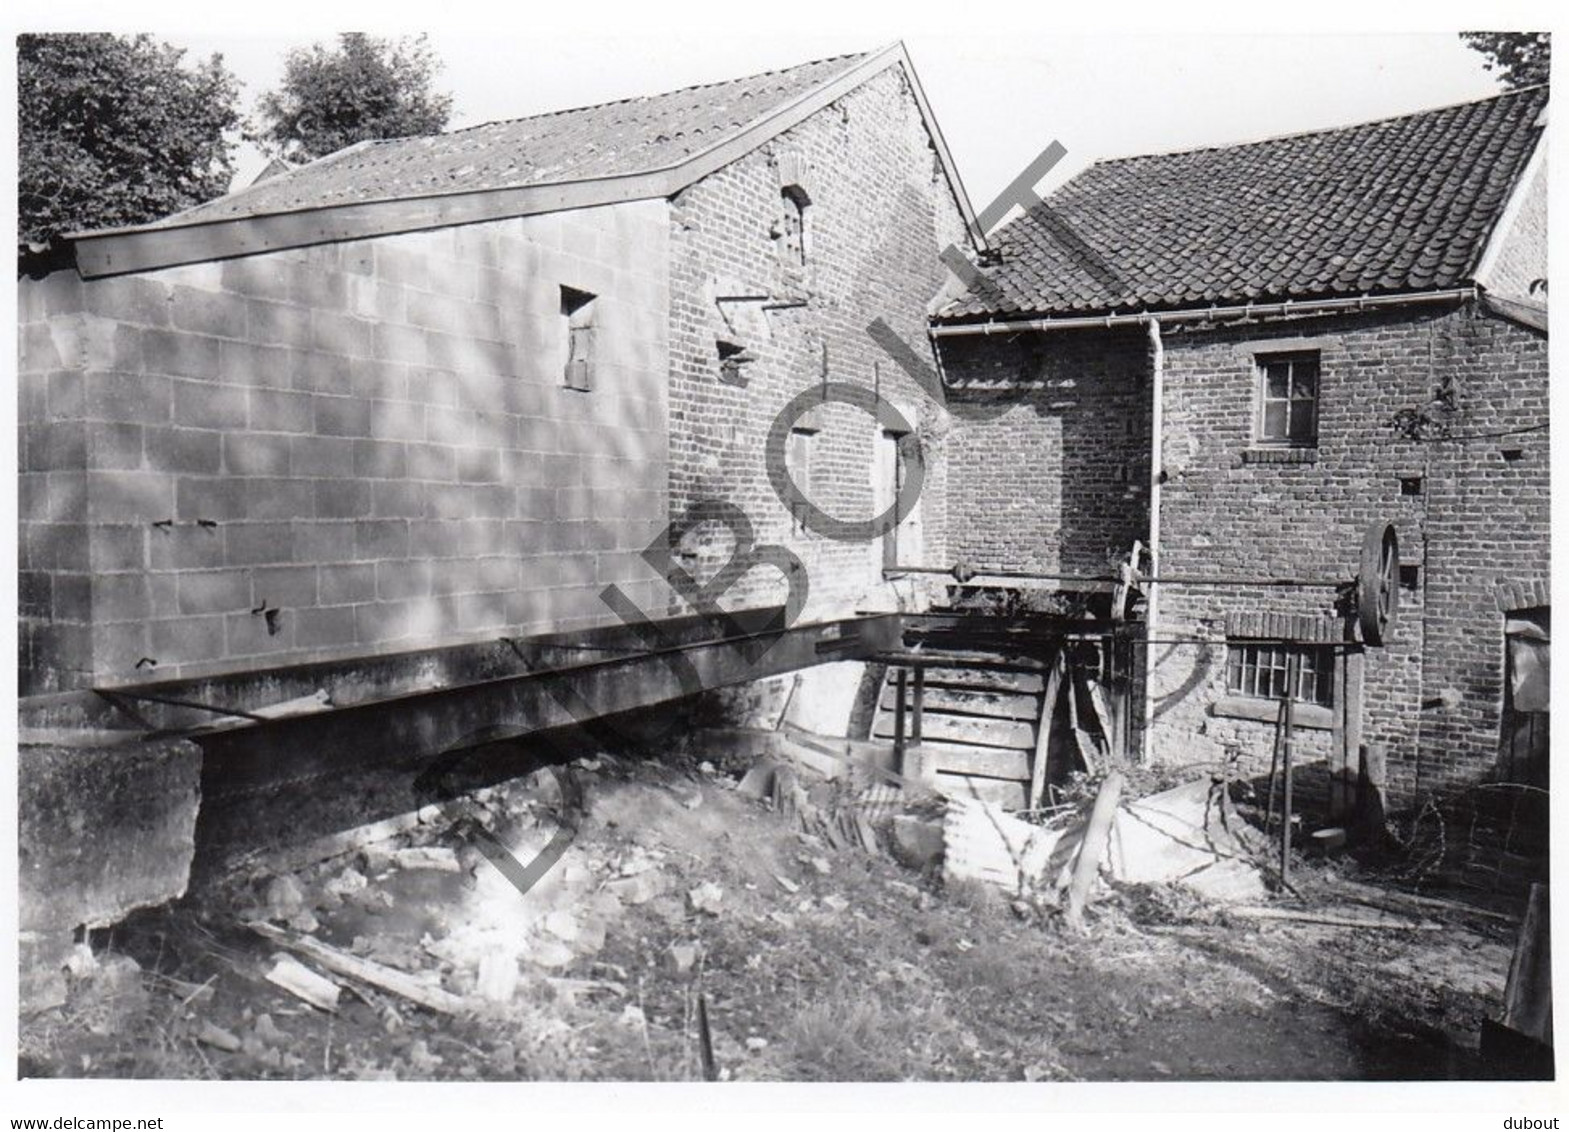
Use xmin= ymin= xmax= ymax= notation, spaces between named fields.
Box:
xmin=1400 ymin=565 xmax=1421 ymax=591
xmin=1400 ymin=475 xmax=1423 ymax=496
xmin=717 ymin=340 xmax=754 ymax=387
xmin=779 ymin=185 xmax=810 ymax=267
xmin=786 ymin=425 xmax=816 ymax=534
xmin=561 ymin=286 xmax=597 ymax=391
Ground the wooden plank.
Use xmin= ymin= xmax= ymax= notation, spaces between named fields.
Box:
xmin=1072 ymin=728 xmax=1099 ymax=774
xmin=1065 ymin=771 xmax=1124 ymax=932
xmin=247 ymin=921 xmax=464 ymax=1014
xmin=917 ymin=742 xmax=1030 ymax=780
xmin=874 ymin=711 xmax=1035 ymax=750
xmin=878 ymin=685 xmax=1039 ymax=720
xmin=265 ymin=954 xmax=341 ymax=1012
xmin=936 ymin=773 xmax=1029 ymax=810
xmin=884 ymin=663 xmax=1046 ymax=692
xmin=1503 ymin=884 xmax=1552 ymax=1044
xmin=1027 ymin=653 xmax=1065 ymax=812
xmin=1083 ymin=679 xmax=1115 ymax=743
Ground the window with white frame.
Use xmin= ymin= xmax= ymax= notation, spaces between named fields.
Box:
xmin=1255 ymin=351 xmax=1319 ymax=446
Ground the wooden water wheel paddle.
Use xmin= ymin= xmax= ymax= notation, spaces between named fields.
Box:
xmin=1357 ymin=522 xmax=1399 ymax=646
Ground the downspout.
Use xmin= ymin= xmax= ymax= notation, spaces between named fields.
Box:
xmin=1141 ymin=318 xmax=1164 ymax=763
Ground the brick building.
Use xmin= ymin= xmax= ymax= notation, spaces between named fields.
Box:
xmin=932 ymin=86 xmax=1549 ymax=810
xmin=18 ymin=44 xmax=978 ymax=696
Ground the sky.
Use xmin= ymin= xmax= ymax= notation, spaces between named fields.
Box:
xmin=158 ymin=30 xmax=1511 ymax=215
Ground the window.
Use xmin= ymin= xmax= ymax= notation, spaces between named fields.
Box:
xmin=1256 ymin=352 xmax=1319 ymax=446
xmin=1226 ymin=641 xmax=1334 ymax=707
xmin=785 ymin=425 xmax=816 ymax=533
xmin=560 ymin=286 xmax=597 ymax=391
xmin=779 ymin=186 xmax=809 ymax=266
xmin=717 ymin=339 xmax=753 ymax=387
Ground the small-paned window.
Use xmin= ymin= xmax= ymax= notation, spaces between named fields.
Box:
xmin=1256 ymin=352 xmax=1319 ymax=446
xmin=1226 ymin=641 xmax=1335 ymax=707
xmin=561 ymin=286 xmax=597 ymax=391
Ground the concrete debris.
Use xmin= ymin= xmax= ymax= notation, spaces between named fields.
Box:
xmin=668 ymin=942 xmax=700 ymax=974
xmin=736 ymin=759 xmax=778 ymax=800
xmin=821 ymin=894 xmax=849 ymax=913
xmin=390 ymin=847 xmax=462 ymax=873
xmin=526 ymin=937 xmax=575 ymax=970
xmin=407 ymin=1039 xmax=443 ymax=1073
xmin=264 ymin=953 xmax=341 ymax=1013
xmin=688 ymin=881 xmax=725 ymax=915
xmin=64 ymin=943 xmax=97 ymax=979
xmin=745 ymin=1036 xmax=769 ymax=1052
xmin=253 ymin=1013 xmax=286 ymax=1046
xmin=891 ymin=815 xmax=945 ymax=869
xmin=475 ymin=951 xmax=520 ymax=1004
xmin=807 ymin=856 xmax=832 ymax=876
xmin=618 ymin=1004 xmax=647 ymax=1029
xmin=197 ymin=1021 xmax=243 ymax=1053
xmin=617 ymin=846 xmax=662 ymax=877
xmin=605 ymin=871 xmax=665 ymax=906
xmin=323 ymin=867 xmax=369 ymax=900
xmin=543 ymin=910 xmax=579 ymax=942
xmin=263 ymin=874 xmax=307 ymax=922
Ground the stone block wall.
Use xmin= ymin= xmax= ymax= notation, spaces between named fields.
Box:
xmin=18 ymin=201 xmax=671 ymax=692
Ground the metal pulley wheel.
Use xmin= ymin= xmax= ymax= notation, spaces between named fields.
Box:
xmin=1356 ymin=522 xmax=1399 ymax=646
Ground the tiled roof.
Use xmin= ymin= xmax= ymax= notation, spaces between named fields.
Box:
xmin=156 ymin=52 xmax=871 ymax=226
xmin=939 ymin=85 xmax=1548 ymax=321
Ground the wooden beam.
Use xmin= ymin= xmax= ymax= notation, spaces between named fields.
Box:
xmin=1026 ymin=652 xmax=1066 ymax=812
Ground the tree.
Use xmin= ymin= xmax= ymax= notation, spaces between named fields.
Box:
xmin=18 ymin=34 xmax=241 ymax=252
xmin=250 ymin=34 xmax=454 ymax=163
xmin=1460 ymin=32 xmax=1551 ymax=89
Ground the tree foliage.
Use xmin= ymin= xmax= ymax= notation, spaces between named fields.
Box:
xmin=1460 ymin=32 xmax=1551 ymax=89
xmin=18 ymin=33 xmax=241 ymax=252
xmin=251 ymin=34 xmax=454 ymax=163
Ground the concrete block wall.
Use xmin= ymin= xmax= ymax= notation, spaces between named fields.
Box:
xmin=18 ymin=201 xmax=671 ymax=692
xmin=940 ymin=327 xmax=1151 ymax=577
xmin=1147 ymin=304 xmax=1549 ymax=805
xmin=665 ymin=64 xmax=972 ymax=622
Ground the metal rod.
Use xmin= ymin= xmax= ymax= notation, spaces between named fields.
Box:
xmin=1281 ymin=652 xmax=1300 ymax=887
xmin=885 ymin=564 xmax=1343 ymax=588
xmin=911 ymin=665 xmax=925 ymax=743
